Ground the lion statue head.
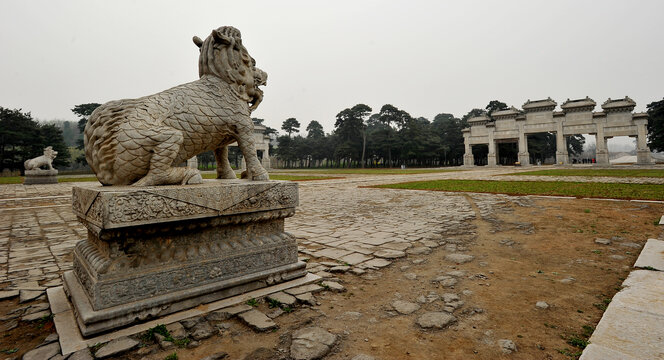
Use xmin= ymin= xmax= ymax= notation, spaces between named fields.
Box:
xmin=44 ymin=146 xmax=57 ymax=160
xmin=192 ymin=26 xmax=266 ymax=111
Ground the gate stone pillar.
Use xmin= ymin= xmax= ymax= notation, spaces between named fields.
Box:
xmin=487 ymin=124 xmax=496 ymax=166
xmin=555 ymin=120 xmax=569 ymax=165
xmin=595 ymin=123 xmax=609 ymax=165
xmin=634 ymin=116 xmax=652 ymax=164
xmin=462 ymin=129 xmax=474 ymax=167
xmin=516 ymin=118 xmax=530 ymax=165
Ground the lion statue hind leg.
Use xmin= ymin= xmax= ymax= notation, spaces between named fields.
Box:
xmin=214 ymin=146 xmax=237 ymax=179
xmin=130 ymin=127 xmax=202 ymax=186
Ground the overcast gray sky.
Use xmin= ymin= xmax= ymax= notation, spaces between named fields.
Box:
xmin=1 ymin=0 xmax=663 ymax=141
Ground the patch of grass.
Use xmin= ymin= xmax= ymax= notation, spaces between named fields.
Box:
xmin=91 ymin=342 xmax=105 ymax=352
xmin=36 ymin=313 xmax=54 ymax=328
xmin=0 ymin=349 xmax=18 ymax=355
xmin=142 ymin=324 xmax=170 ymax=342
xmin=592 ymin=250 xmax=602 ymax=254
xmin=267 ymin=298 xmax=281 ymax=309
xmin=582 ymin=325 xmax=595 ymax=337
xmin=593 ymin=298 xmax=612 ymax=311
xmin=200 ymin=173 xmax=340 ymax=181
xmin=505 ymin=169 xmax=664 ymax=178
xmin=173 ymin=338 xmax=190 ymax=347
xmin=57 ymin=176 xmax=98 ymax=182
xmin=371 ymin=179 xmax=664 ymax=201
xmin=584 ymin=209 xmax=591 ymax=213
xmin=566 ymin=336 xmax=588 ymax=349
xmin=319 ymin=282 xmax=330 ymax=290
xmin=642 ymin=266 xmax=657 ymax=271
xmin=0 ymin=177 xmax=22 ymax=184
xmin=164 ymin=352 xmax=178 ymax=360
xmin=246 ymin=298 xmax=259 ymax=307
xmin=557 ymin=348 xmax=583 ymax=357
xmin=282 ymin=306 xmax=293 ymax=313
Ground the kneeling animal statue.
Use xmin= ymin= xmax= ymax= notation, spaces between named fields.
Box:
xmin=84 ymin=26 xmax=268 ymax=186
xmin=25 ymin=146 xmax=58 ymax=170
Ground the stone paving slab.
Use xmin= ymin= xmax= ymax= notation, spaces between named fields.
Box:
xmin=581 ymin=270 xmax=664 ymax=360
xmin=634 ymin=239 xmax=664 ymax=271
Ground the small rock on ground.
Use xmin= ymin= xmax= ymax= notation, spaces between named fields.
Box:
xmin=296 ymin=292 xmax=317 ymax=306
xmin=0 ymin=290 xmax=19 ymax=300
xmin=68 ymin=348 xmax=94 ymax=360
xmin=21 ymin=309 xmax=51 ymax=322
xmin=19 ymin=290 xmax=43 ymax=303
xmin=206 ymin=304 xmax=252 ymax=321
xmin=166 ymin=322 xmax=187 ymax=340
xmin=181 ymin=316 xmax=205 ymax=329
xmin=22 ymin=342 xmax=60 ymax=360
xmin=416 ymin=312 xmax=457 ymax=329
xmin=444 ymin=254 xmax=474 ymax=264
xmin=190 ymin=321 xmax=215 ymax=340
xmin=499 ymin=339 xmax=517 ymax=354
xmin=239 ymin=309 xmax=278 ymax=331
xmin=619 ymin=242 xmax=641 ymax=249
xmin=351 ymin=355 xmax=376 ymax=360
xmin=536 ymin=301 xmax=549 ymax=309
xmin=407 ymin=246 xmax=432 ymax=255
xmin=594 ymin=238 xmax=611 ymax=245
xmin=391 ymin=300 xmax=420 ymax=315
xmin=95 ymin=337 xmax=139 ymax=359
xmin=267 ymin=291 xmax=297 ymax=306
xmin=290 ymin=327 xmax=337 ymax=360
xmin=321 ymin=281 xmax=345 ymax=292
xmin=373 ymin=249 xmax=406 ymax=259
xmin=404 ymin=272 xmax=417 ymax=280
xmin=200 ymin=352 xmax=229 ymax=360
xmin=243 ymin=347 xmax=275 ymax=360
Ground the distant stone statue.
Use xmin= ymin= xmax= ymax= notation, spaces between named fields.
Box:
xmin=24 ymin=146 xmax=58 ymax=184
xmin=24 ymin=146 xmax=57 ymax=170
xmin=84 ymin=26 xmax=269 ymax=186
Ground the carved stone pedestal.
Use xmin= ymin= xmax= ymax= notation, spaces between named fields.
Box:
xmin=24 ymin=169 xmax=58 ymax=184
xmin=63 ymin=180 xmax=305 ymax=336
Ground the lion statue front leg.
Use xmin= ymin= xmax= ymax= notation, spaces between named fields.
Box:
xmin=235 ymin=127 xmax=268 ymax=181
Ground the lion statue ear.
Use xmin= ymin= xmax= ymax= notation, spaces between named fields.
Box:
xmin=193 ymin=36 xmax=203 ymax=48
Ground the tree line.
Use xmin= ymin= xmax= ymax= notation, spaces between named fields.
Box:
xmin=272 ymin=101 xmax=590 ymax=168
xmin=0 ymin=107 xmax=71 ymax=173
xmin=2 ymin=97 xmax=662 ymax=174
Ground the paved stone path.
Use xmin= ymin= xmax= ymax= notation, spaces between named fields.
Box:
xmin=0 ymin=167 xmax=661 ymax=292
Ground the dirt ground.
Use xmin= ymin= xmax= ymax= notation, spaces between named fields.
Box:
xmin=1 ymin=195 xmax=662 ymax=360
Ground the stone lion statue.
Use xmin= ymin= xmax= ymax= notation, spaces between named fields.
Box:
xmin=25 ymin=146 xmax=57 ymax=170
xmin=84 ymin=26 xmax=269 ymax=186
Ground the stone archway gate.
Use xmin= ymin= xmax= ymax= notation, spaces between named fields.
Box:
xmin=462 ymin=97 xmax=650 ymax=166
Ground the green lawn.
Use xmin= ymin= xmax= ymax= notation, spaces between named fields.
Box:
xmin=372 ymin=179 xmax=664 ymax=200
xmin=0 ymin=177 xmax=22 ymax=184
xmin=200 ymin=173 xmax=340 ymax=181
xmin=505 ymin=169 xmax=664 ymax=178
xmin=274 ymin=168 xmax=461 ymax=175
xmin=0 ymin=174 xmax=339 ymax=184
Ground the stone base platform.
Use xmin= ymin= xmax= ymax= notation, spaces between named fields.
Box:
xmin=51 ymin=273 xmax=321 ymax=355
xmin=66 ymin=179 xmax=305 ymax=336
xmin=24 ymin=169 xmax=58 ymax=184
